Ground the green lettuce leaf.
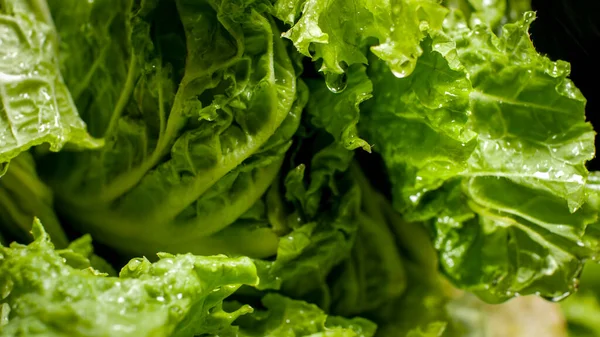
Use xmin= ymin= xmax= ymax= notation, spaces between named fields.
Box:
xmin=443 ymin=0 xmax=531 ymax=29
xmin=252 ymin=135 xmax=452 ymax=336
xmin=343 ymin=11 xmax=598 ymax=302
xmin=253 ymin=139 xmax=362 ymax=304
xmin=233 ymin=293 xmax=376 ymax=336
xmin=0 ymin=0 xmax=100 ymax=173
xmin=40 ymin=0 xmax=302 ymax=257
xmin=272 ymin=0 xmax=448 ymax=79
xmin=306 ymin=66 xmax=373 ymax=152
xmin=0 ymin=220 xmax=378 ymax=337
xmin=0 ymin=220 xmax=259 ymax=337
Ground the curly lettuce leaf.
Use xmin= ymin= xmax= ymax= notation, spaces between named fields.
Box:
xmin=0 ymin=220 xmax=260 ymax=337
xmin=233 ymin=294 xmax=376 ymax=337
xmin=0 ymin=220 xmax=379 ymax=337
xmin=351 ymin=12 xmax=599 ymax=302
xmin=443 ymin=0 xmax=531 ymax=29
xmin=272 ymin=0 xmax=448 ymax=79
xmin=0 ymin=0 xmax=100 ymax=172
xmin=306 ymin=66 xmax=373 ymax=152
xmin=41 ymin=0 xmax=302 ymax=257
xmin=254 ymin=141 xmax=361 ymax=303
xmin=252 ymin=137 xmax=452 ymax=336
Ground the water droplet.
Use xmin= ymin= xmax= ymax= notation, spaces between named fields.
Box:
xmin=546 ymin=60 xmax=570 ymax=78
xmin=523 ymin=11 xmax=536 ymax=23
xmin=325 ymin=72 xmax=348 ymax=93
xmin=572 ymin=277 xmax=581 ymax=291
xmin=543 ymin=291 xmax=571 ymax=302
xmin=409 ymin=192 xmax=422 ymax=204
xmin=388 ymin=55 xmax=416 ymax=78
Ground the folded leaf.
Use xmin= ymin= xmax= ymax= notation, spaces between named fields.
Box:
xmin=41 ymin=0 xmax=302 ymax=257
xmin=234 ymin=293 xmax=376 ymax=337
xmin=357 ymin=12 xmax=598 ymax=302
xmin=273 ymin=0 xmax=448 ymax=78
xmin=0 ymin=220 xmax=259 ymax=337
xmin=0 ymin=0 xmax=100 ymax=173
xmin=443 ymin=0 xmax=531 ymax=29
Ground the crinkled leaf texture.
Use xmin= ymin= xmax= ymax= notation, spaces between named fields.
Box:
xmin=308 ymin=10 xmax=599 ymax=302
xmin=0 ymin=220 xmax=258 ymax=337
xmin=0 ymin=0 xmax=100 ymax=173
xmin=0 ymin=221 xmax=375 ymax=337
xmin=443 ymin=0 xmax=531 ymax=29
xmin=272 ymin=0 xmax=448 ymax=79
xmin=233 ymin=293 xmax=376 ymax=336
xmin=248 ymin=133 xmax=451 ymax=336
xmin=41 ymin=0 xmax=303 ymax=258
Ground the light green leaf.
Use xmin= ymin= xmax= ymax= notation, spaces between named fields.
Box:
xmin=41 ymin=0 xmax=302 ymax=258
xmin=443 ymin=0 xmax=531 ymax=29
xmin=306 ymin=66 xmax=372 ymax=152
xmin=273 ymin=0 xmax=448 ymax=78
xmin=0 ymin=220 xmax=259 ymax=337
xmin=256 ymin=141 xmax=361 ymax=306
xmin=234 ymin=294 xmax=376 ymax=337
xmin=0 ymin=0 xmax=100 ymax=172
xmin=360 ymin=12 xmax=597 ymax=302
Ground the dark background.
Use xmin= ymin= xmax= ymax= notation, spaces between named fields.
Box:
xmin=531 ymin=0 xmax=600 ymax=170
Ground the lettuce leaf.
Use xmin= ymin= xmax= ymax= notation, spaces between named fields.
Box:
xmin=0 ymin=220 xmax=375 ymax=337
xmin=2 ymin=0 xmax=598 ymax=335
xmin=0 ymin=220 xmax=258 ymax=337
xmin=272 ymin=0 xmax=448 ymax=79
xmin=40 ymin=0 xmax=302 ymax=257
xmin=304 ymin=9 xmax=598 ymax=303
xmin=249 ymin=136 xmax=453 ymax=336
xmin=360 ymin=11 xmax=598 ymax=302
xmin=443 ymin=0 xmax=531 ymax=29
xmin=0 ymin=0 xmax=100 ymax=174
xmin=233 ymin=294 xmax=376 ymax=336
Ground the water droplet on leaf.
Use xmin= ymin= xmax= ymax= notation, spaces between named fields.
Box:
xmin=547 ymin=60 xmax=570 ymax=78
xmin=325 ymin=72 xmax=348 ymax=93
xmin=522 ymin=11 xmax=535 ymax=23
xmin=542 ymin=291 xmax=571 ymax=302
xmin=389 ymin=55 xmax=416 ymax=78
